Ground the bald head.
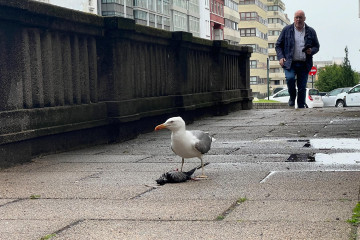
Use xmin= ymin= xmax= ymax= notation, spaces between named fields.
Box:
xmin=294 ymin=10 xmax=306 ymax=30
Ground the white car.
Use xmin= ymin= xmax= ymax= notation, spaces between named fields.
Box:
xmin=322 ymin=87 xmax=351 ymax=107
xmin=335 ymin=84 xmax=360 ymax=107
xmin=269 ymin=88 xmax=324 ymax=108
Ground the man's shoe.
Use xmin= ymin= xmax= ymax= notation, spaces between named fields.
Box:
xmin=288 ymin=100 xmax=295 ymax=107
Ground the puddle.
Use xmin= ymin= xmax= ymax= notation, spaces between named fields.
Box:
xmin=310 ymin=138 xmax=360 ymax=150
xmin=287 ymin=152 xmax=360 ymax=164
xmin=286 ymin=154 xmax=315 ymax=162
xmin=315 ymin=153 xmax=360 ymax=165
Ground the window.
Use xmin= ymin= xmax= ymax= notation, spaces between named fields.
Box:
xmin=242 ymin=44 xmax=267 ymax=54
xmin=148 ymin=0 xmax=155 ymax=11
xmin=239 ymin=0 xmax=266 ymax=10
xmin=250 ymin=76 xmax=258 ymax=84
xmin=240 ymin=12 xmax=256 ymax=21
xmin=173 ymin=11 xmax=187 ymax=31
xmin=268 ymin=30 xmax=281 ymax=36
xmin=149 ymin=13 xmax=155 ymax=23
xmin=268 ymin=18 xmax=287 ymax=26
xmin=173 ymin=0 xmax=187 ymax=9
xmin=134 ymin=10 xmax=147 ymax=20
xmin=349 ymin=86 xmax=360 ymax=93
xmin=240 ymin=28 xmax=256 ymax=37
xmin=189 ymin=16 xmax=200 ymax=36
xmin=134 ymin=0 xmax=147 ymax=8
xmin=157 ymin=15 xmax=162 ymax=25
xmin=102 ymin=11 xmax=124 ymax=16
xmin=268 ymin=43 xmax=275 ymax=48
xmin=225 ymin=19 xmax=238 ymax=30
xmin=270 ymin=68 xmax=281 ymax=73
xmin=102 ymin=0 xmax=121 ymax=3
xmin=250 ymin=60 xmax=257 ymax=69
xmin=163 ymin=0 xmax=170 ymax=14
xmin=240 ymin=12 xmax=267 ymax=25
xmin=157 ymin=0 xmax=162 ymax=13
xmin=269 ymin=55 xmax=278 ymax=61
xmin=268 ymin=5 xmax=284 ymax=12
xmin=225 ymin=0 xmax=238 ymax=11
xmin=188 ymin=0 xmax=199 ymax=13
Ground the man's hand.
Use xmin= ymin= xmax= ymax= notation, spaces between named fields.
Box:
xmin=279 ymin=58 xmax=286 ymax=67
xmin=305 ymin=48 xmax=312 ymax=55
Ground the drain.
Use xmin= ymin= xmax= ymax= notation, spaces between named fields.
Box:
xmin=286 ymin=153 xmax=315 ymax=162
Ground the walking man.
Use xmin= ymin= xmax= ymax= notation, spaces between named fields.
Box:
xmin=275 ymin=10 xmax=320 ymax=108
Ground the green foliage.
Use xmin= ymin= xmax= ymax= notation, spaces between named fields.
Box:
xmin=347 ymin=202 xmax=360 ymax=226
xmin=253 ymin=99 xmax=281 ymax=103
xmin=30 ymin=194 xmax=41 ymax=199
xmin=237 ymin=197 xmax=247 ymax=204
xmin=315 ymin=64 xmax=343 ymax=92
xmin=40 ymin=233 xmax=56 ymax=240
xmin=315 ymin=46 xmax=359 ymax=92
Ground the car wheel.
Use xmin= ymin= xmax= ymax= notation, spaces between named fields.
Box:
xmin=336 ymin=100 xmax=345 ymax=108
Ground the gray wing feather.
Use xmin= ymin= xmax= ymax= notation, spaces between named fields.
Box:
xmin=191 ymin=130 xmax=213 ymax=154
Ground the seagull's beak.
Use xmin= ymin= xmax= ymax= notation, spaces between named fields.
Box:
xmin=155 ymin=124 xmax=167 ymax=131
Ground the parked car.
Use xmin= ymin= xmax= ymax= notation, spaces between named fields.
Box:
xmin=322 ymin=87 xmax=351 ymax=107
xmin=320 ymin=92 xmax=327 ymax=96
xmin=335 ymin=84 xmax=360 ymax=107
xmin=269 ymin=88 xmax=324 ymax=108
xmin=272 ymin=87 xmax=287 ymax=95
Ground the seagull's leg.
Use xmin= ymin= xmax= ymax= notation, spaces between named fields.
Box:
xmin=197 ymin=157 xmax=208 ymax=178
xmin=180 ymin=158 xmax=184 ymax=172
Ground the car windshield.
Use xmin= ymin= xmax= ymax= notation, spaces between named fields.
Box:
xmin=328 ymin=88 xmax=343 ymax=96
xmin=275 ymin=89 xmax=289 ymax=97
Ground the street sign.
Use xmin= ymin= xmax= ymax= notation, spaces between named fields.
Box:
xmin=309 ymin=66 xmax=317 ymax=76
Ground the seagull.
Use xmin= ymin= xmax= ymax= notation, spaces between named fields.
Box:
xmin=155 ymin=117 xmax=215 ymax=178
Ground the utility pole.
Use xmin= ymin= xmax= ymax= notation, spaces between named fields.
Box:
xmin=267 ymin=58 xmax=270 ymax=100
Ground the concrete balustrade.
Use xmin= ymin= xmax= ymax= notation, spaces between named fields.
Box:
xmin=0 ymin=0 xmax=252 ymax=167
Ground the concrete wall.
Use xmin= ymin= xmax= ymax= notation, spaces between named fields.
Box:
xmin=0 ymin=0 xmax=252 ymax=167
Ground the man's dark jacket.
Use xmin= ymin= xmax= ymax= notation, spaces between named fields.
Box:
xmin=275 ymin=23 xmax=320 ymax=73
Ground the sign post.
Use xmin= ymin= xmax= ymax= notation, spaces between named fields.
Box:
xmin=309 ymin=66 xmax=317 ymax=88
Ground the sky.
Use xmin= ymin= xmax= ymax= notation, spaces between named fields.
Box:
xmin=282 ymin=0 xmax=360 ymax=71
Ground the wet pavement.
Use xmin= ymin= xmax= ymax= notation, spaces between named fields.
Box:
xmin=0 ymin=107 xmax=360 ymax=240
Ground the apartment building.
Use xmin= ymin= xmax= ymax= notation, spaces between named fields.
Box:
xmin=100 ymin=0 xmax=134 ymax=19
xmin=267 ymin=0 xmax=290 ymax=90
xmin=32 ymin=0 xmax=97 ymax=14
xmin=172 ymin=0 xmax=200 ymax=37
xmin=238 ymin=0 xmax=268 ymax=96
xmin=224 ymin=0 xmax=240 ymax=45
xmin=210 ymin=0 xmax=225 ymax=40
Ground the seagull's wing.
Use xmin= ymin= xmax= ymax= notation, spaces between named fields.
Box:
xmin=190 ymin=130 xmax=212 ymax=154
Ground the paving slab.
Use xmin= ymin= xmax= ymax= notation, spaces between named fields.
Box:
xmin=0 ymin=219 xmax=73 ymax=240
xmin=226 ymin=199 xmax=356 ymax=222
xmin=0 ymin=199 xmax=232 ymax=221
xmin=50 ymin=220 xmax=351 ymax=240
xmin=1 ymin=107 xmax=360 ymax=240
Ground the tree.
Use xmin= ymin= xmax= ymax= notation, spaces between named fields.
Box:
xmin=315 ymin=64 xmax=343 ymax=92
xmin=341 ymin=46 xmax=357 ymax=87
xmin=315 ymin=46 xmax=359 ymax=92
